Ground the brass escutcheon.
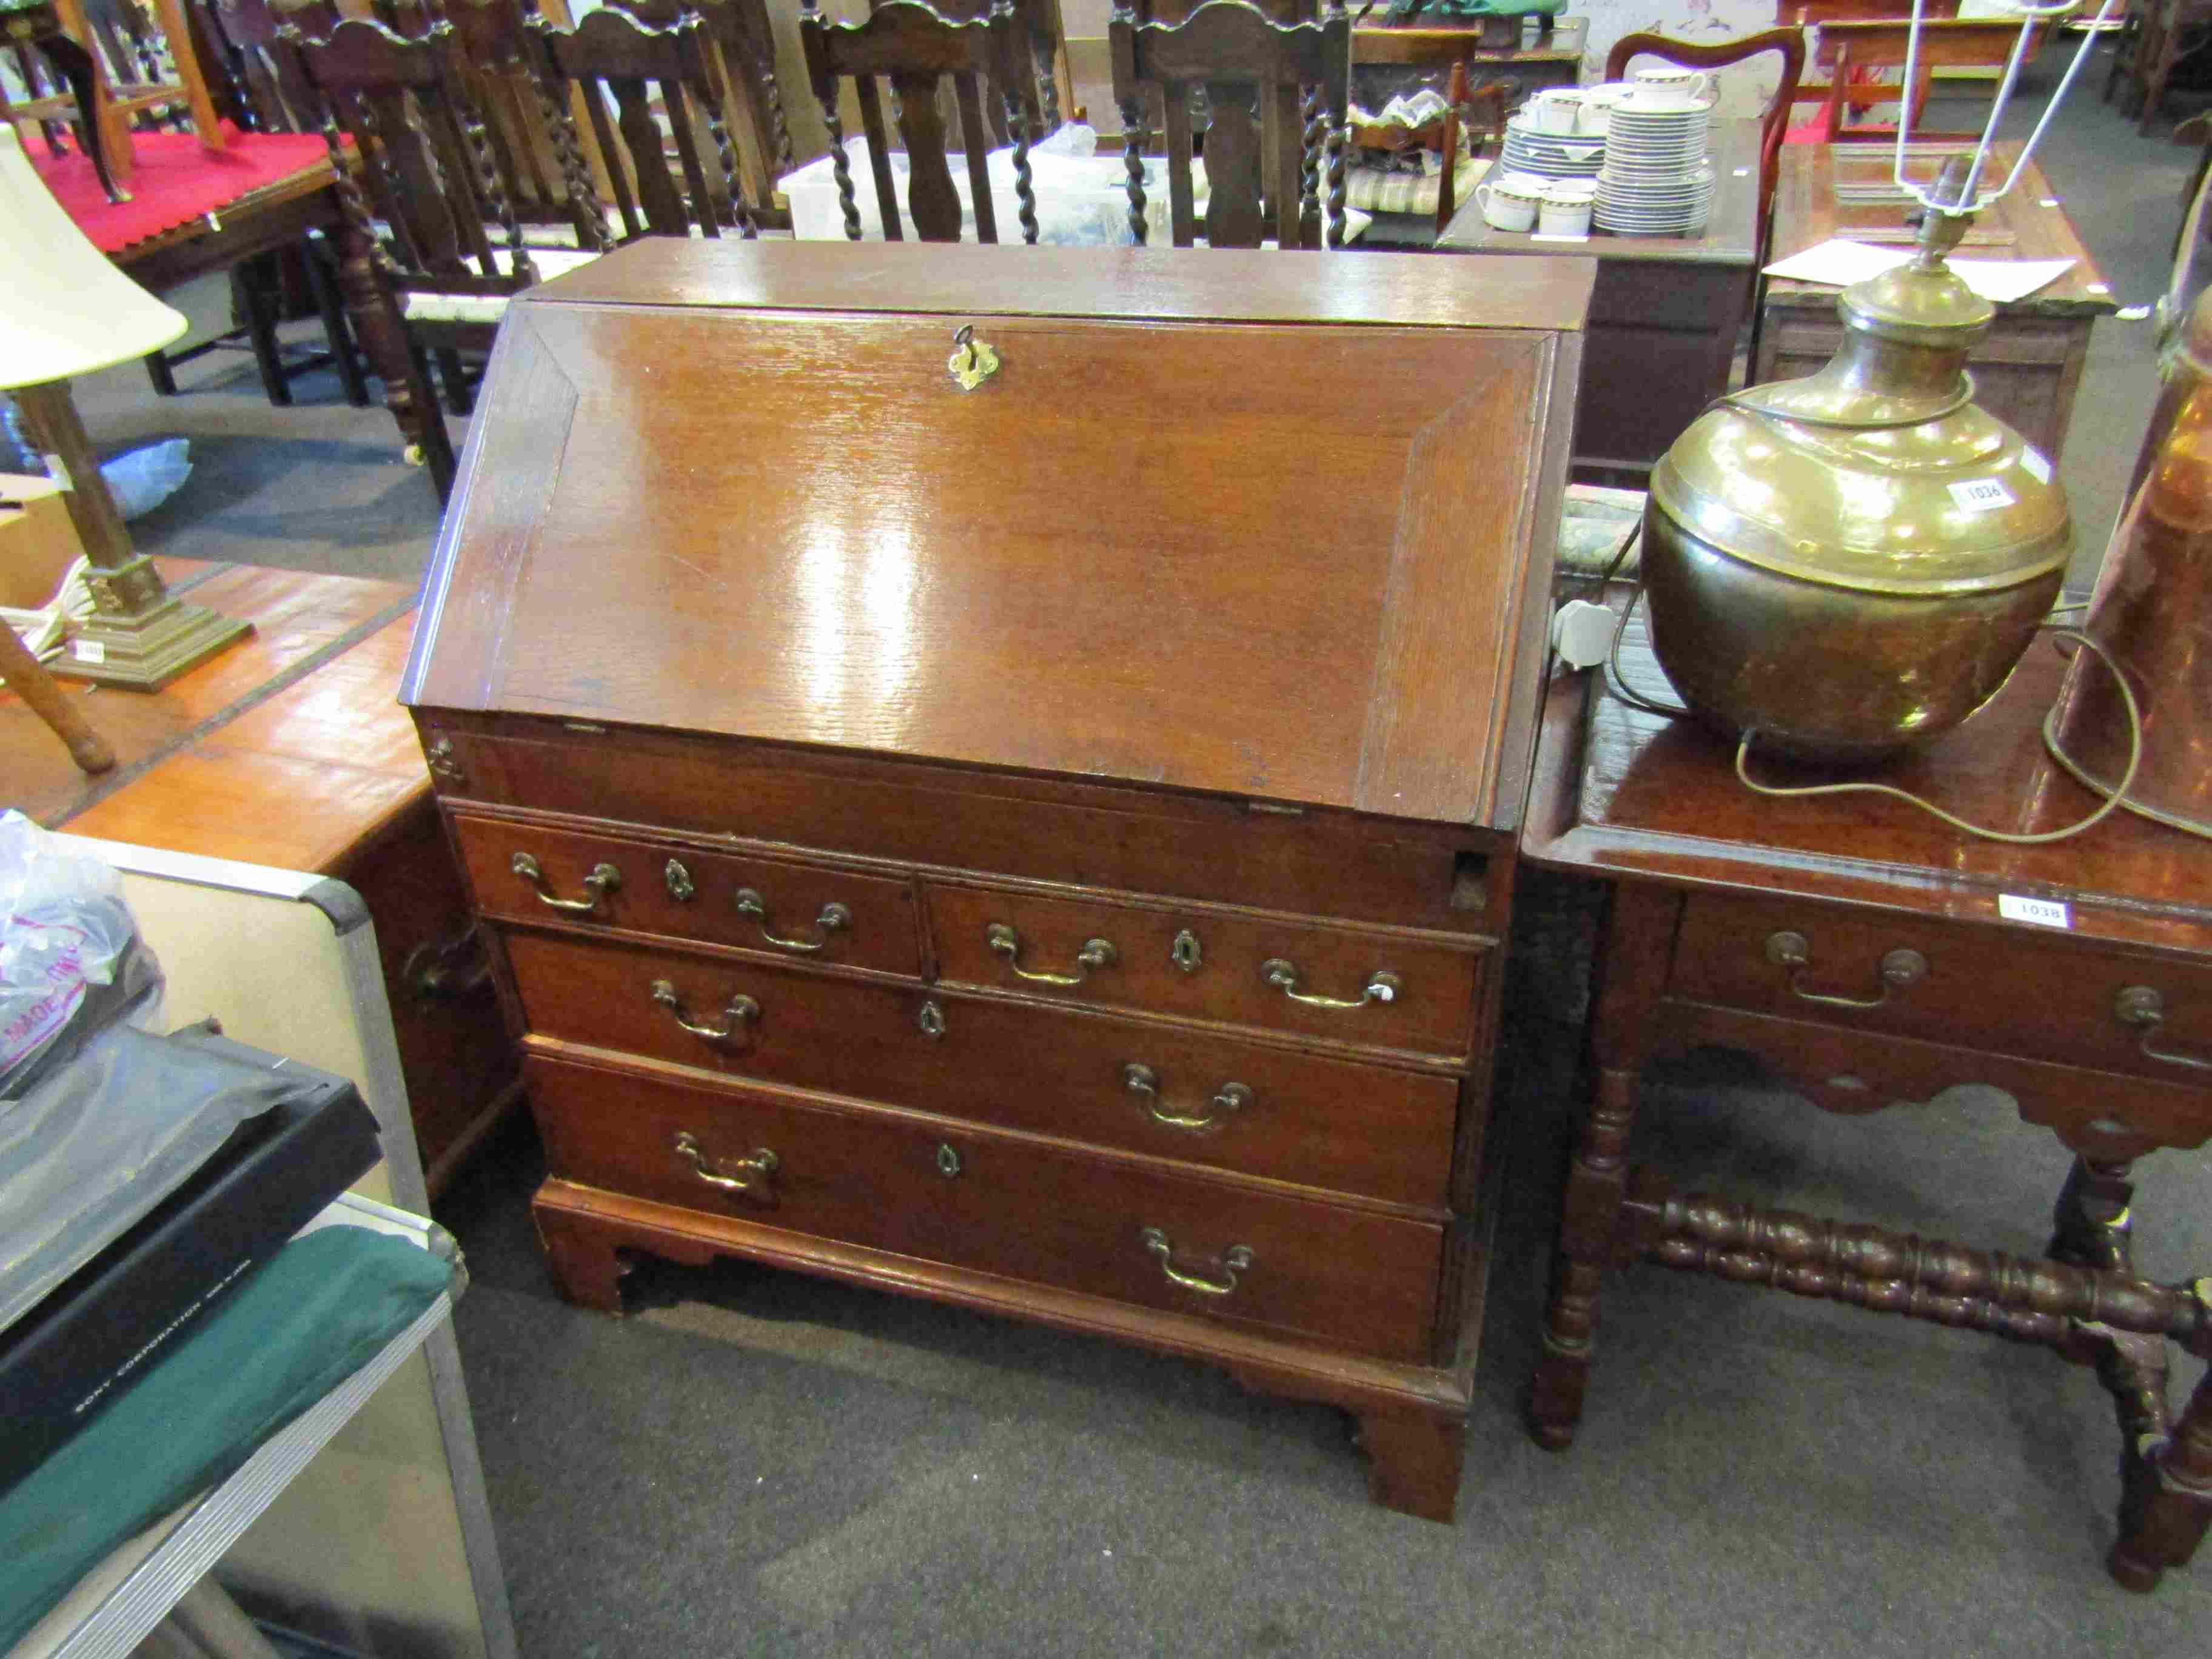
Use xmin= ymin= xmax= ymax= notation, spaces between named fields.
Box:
xmin=1170 ymin=928 xmax=1204 ymax=973
xmin=665 ymin=859 xmax=696 ymax=902
xmin=947 ymin=324 xmax=999 ymax=390
xmin=916 ymin=999 xmax=948 ymax=1040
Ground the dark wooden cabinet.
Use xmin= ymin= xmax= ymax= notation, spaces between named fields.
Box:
xmin=403 ymin=239 xmax=1590 ymax=1518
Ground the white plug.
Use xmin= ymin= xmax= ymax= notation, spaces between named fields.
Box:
xmin=1550 ymin=599 xmax=1617 ymax=671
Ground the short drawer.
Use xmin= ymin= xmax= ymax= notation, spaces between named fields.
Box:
xmin=418 ymin=718 xmax=1507 ymax=934
xmin=926 ymin=882 xmax=1484 ymax=1059
xmin=1669 ymin=893 xmax=2212 ymax=1085
xmin=452 ymin=814 xmax=922 ymax=977
xmin=526 ymin=1050 xmax=1445 ymax=1363
xmin=503 ymin=930 xmax=1462 ymax=1207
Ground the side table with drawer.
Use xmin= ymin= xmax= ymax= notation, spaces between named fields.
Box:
xmin=401 ymin=238 xmax=1592 ymax=1518
xmin=1519 ymin=597 xmax=2212 ymax=1589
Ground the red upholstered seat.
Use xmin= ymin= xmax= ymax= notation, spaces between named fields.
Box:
xmin=30 ymin=123 xmax=333 ymax=253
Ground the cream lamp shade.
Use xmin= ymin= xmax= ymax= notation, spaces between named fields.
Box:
xmin=0 ymin=126 xmax=187 ymax=389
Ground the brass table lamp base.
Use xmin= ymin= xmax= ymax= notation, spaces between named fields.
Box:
xmin=12 ymin=381 xmax=253 ymax=692
xmin=53 ymin=553 xmax=256 ymax=691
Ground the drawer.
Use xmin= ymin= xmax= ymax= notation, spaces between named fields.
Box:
xmin=451 ymin=814 xmax=922 ymax=977
xmin=927 ymin=882 xmax=1484 ymax=1059
xmin=418 ymin=719 xmax=1507 ymax=934
xmin=503 ymin=930 xmax=1461 ymax=1207
xmin=526 ymin=1050 xmax=1445 ymax=1363
xmin=1670 ymin=893 xmax=2212 ymax=1085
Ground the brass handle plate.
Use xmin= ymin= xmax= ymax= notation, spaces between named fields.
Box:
xmin=987 ymin=922 xmax=1118 ymax=987
xmin=512 ymin=851 xmax=621 ymax=915
xmin=651 ymin=978 xmax=760 ymax=1047
xmin=2115 ymin=985 xmax=2212 ymax=1071
xmin=674 ymin=1130 xmax=777 ymax=1200
xmin=1122 ymin=1062 xmax=1251 ymax=1134
xmin=1141 ymin=1227 xmax=1254 ymax=1297
xmin=1260 ymin=958 xmax=1399 ymax=1011
xmin=735 ymin=887 xmax=851 ymax=954
xmin=1764 ymin=931 xmax=1927 ymax=1010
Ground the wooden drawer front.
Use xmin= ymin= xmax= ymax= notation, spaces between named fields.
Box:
xmin=927 ymin=883 xmax=1483 ymax=1058
xmin=1670 ymin=893 xmax=2212 ymax=1084
xmin=503 ymin=931 xmax=1460 ymax=1207
xmin=421 ymin=721 xmax=1506 ymax=934
xmin=526 ymin=1051 xmax=1444 ymax=1362
xmin=452 ymin=814 xmax=922 ymax=977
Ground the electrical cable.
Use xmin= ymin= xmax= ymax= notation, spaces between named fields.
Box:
xmin=1729 ymin=628 xmax=2143 ymax=845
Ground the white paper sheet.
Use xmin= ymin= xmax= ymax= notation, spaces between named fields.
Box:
xmin=1762 ymin=238 xmax=2075 ymax=303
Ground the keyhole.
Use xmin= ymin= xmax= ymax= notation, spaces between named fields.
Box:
xmin=1170 ymin=929 xmax=1203 ymax=974
xmin=936 ymin=1143 xmax=962 ymax=1179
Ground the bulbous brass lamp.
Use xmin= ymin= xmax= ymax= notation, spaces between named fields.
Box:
xmin=1635 ymin=0 xmax=2119 ymax=766
xmin=1642 ymin=184 xmax=2071 ymax=762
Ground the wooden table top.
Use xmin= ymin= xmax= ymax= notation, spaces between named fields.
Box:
xmin=1521 ymin=590 xmax=2212 ymax=962
xmin=5 ymin=561 xmax=428 ymax=873
xmin=1436 ymin=119 xmax=1761 ymax=268
xmin=1764 ymin=141 xmax=2117 ymax=318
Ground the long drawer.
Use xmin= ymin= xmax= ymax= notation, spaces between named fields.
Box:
xmin=1671 ymin=893 xmax=2212 ymax=1087
xmin=501 ymin=930 xmax=1463 ymax=1207
xmin=452 ymin=813 xmax=923 ymax=977
xmin=526 ymin=1050 xmax=1446 ymax=1363
xmin=925 ymin=881 xmax=1484 ymax=1059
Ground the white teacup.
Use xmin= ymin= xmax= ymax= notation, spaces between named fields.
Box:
xmin=1530 ymin=88 xmax=1585 ymax=135
xmin=1475 ymin=176 xmax=1543 ymax=232
xmin=1628 ymin=65 xmax=1714 ymax=106
xmin=1538 ymin=193 xmax=1594 ymax=237
xmin=1576 ymin=86 xmax=1624 ymax=135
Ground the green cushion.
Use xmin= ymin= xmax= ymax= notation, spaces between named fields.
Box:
xmin=0 ymin=1227 xmax=455 ymax=1651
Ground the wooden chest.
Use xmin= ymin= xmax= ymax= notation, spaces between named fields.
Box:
xmin=402 ymin=240 xmax=1590 ymax=1519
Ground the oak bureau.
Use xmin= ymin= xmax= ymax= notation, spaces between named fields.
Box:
xmin=402 ymin=239 xmax=1592 ymax=1517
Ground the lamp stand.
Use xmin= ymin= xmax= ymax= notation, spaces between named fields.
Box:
xmin=12 ymin=378 xmax=252 ymax=691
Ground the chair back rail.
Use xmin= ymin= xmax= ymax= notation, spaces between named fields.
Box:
xmin=1108 ymin=0 xmax=1350 ymax=249
xmin=798 ymin=0 xmax=1035 ymax=244
xmin=1809 ymin=16 xmax=2034 ymax=141
xmin=871 ymin=0 xmax=1069 ymax=137
xmin=528 ymin=6 xmax=756 ymax=241
xmin=277 ymin=16 xmax=535 ymax=293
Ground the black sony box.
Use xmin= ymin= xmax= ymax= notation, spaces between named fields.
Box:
xmin=0 ymin=1030 xmax=381 ymax=1489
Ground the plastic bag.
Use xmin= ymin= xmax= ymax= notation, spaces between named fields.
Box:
xmin=0 ymin=812 xmax=164 ymax=1099
xmin=100 ymin=438 xmax=191 ymax=522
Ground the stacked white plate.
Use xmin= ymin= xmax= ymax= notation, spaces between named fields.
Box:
xmin=1593 ymin=99 xmax=1714 ymax=235
xmin=1500 ymin=113 xmax=1605 ymax=183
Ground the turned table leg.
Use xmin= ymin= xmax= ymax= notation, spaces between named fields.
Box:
xmin=1528 ymin=882 xmax=1676 ymax=1450
xmin=2112 ymin=1362 xmax=2212 ymax=1592
xmin=327 ymin=213 xmax=456 ymax=503
xmin=2051 ymin=1153 xmax=2137 ymax=1272
xmin=1529 ymin=1064 xmax=1640 ymax=1448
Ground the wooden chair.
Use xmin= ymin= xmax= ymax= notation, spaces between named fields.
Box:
xmin=1606 ymin=27 xmax=1804 ymax=256
xmin=1805 ymin=16 xmax=2038 ymax=143
xmin=617 ymin=0 xmax=797 ymax=227
xmin=434 ymin=0 xmax=605 ymax=246
xmin=797 ymin=0 xmax=1037 ymax=244
xmin=1108 ymin=0 xmax=1352 ymax=249
xmin=277 ymin=16 xmax=601 ymax=414
xmin=526 ymin=7 xmax=758 ymax=244
xmin=1777 ymin=0 xmax=1959 ymax=129
xmin=2107 ymin=0 xmax=2212 ymax=135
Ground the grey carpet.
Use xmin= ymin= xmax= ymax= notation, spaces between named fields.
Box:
xmin=56 ymin=40 xmax=2212 ymax=1654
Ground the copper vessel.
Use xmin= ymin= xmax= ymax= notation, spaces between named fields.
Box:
xmin=1642 ymin=188 xmax=2071 ymax=763
xmin=2043 ymin=284 xmax=2212 ymax=840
